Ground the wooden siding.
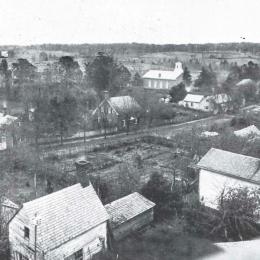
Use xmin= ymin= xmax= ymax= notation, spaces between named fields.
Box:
xmin=111 ymin=209 xmax=154 ymax=241
xmin=9 ymin=213 xmax=108 ymax=260
xmin=45 ymin=221 xmax=108 ymax=260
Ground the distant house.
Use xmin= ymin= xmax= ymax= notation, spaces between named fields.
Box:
xmin=0 ymin=112 xmax=18 ymax=150
xmin=142 ymin=62 xmax=183 ymax=90
xmin=9 ymin=183 xmax=109 ymax=260
xmin=179 ymin=93 xmax=211 ymax=111
xmin=234 ymin=125 xmax=260 ymax=138
xmin=105 ymin=192 xmax=155 ymax=241
xmin=179 ymin=93 xmax=231 ymax=113
xmin=0 ymin=197 xmax=19 ymax=228
xmin=92 ymin=93 xmax=142 ymax=130
xmin=196 ymin=148 xmax=260 ymax=210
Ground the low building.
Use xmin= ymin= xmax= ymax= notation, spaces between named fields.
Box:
xmin=196 ymin=148 xmax=260 ymax=210
xmin=179 ymin=93 xmax=231 ymax=112
xmin=9 ymin=183 xmax=109 ymax=260
xmin=92 ymin=93 xmax=142 ymax=131
xmin=142 ymin=62 xmax=183 ymax=90
xmin=105 ymin=192 xmax=155 ymax=241
xmin=179 ymin=93 xmax=211 ymax=111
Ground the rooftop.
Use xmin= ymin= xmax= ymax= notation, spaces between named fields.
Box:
xmin=234 ymin=125 xmax=260 ymax=138
xmin=105 ymin=192 xmax=155 ymax=229
xmin=183 ymin=93 xmax=206 ymax=103
xmin=142 ymin=63 xmax=183 ymax=81
xmin=236 ymin=78 xmax=255 ymax=86
xmin=13 ymin=183 xmax=109 ymax=252
xmin=197 ymin=148 xmax=260 ymax=184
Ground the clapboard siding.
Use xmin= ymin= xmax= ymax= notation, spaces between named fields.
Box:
xmin=46 ymin=221 xmax=107 ymax=260
xmin=9 ymin=210 xmax=42 ymax=260
xmin=112 ymin=209 xmax=154 ymax=241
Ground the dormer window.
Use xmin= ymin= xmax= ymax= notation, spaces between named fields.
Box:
xmin=24 ymin=226 xmax=30 ymax=239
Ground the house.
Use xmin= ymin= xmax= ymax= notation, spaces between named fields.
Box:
xmin=196 ymin=148 xmax=260 ymax=210
xmin=142 ymin=62 xmax=183 ymax=90
xmin=0 ymin=197 xmax=19 ymax=228
xmin=234 ymin=125 xmax=260 ymax=138
xmin=179 ymin=93 xmax=231 ymax=112
xmin=0 ymin=112 xmax=18 ymax=150
xmin=92 ymin=93 xmax=142 ymax=130
xmin=179 ymin=93 xmax=211 ymax=111
xmin=9 ymin=183 xmax=109 ymax=260
xmin=105 ymin=192 xmax=155 ymax=241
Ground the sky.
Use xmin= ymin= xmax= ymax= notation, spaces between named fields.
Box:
xmin=0 ymin=0 xmax=260 ymax=45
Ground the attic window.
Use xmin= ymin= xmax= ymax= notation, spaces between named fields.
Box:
xmin=24 ymin=226 xmax=30 ymax=239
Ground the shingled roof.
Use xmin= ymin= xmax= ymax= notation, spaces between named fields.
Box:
xmin=197 ymin=148 xmax=260 ymax=184
xmin=105 ymin=192 xmax=155 ymax=229
xmin=12 ymin=183 xmax=109 ymax=252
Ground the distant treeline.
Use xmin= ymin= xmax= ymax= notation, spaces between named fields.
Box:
xmin=10 ymin=42 xmax=260 ymax=56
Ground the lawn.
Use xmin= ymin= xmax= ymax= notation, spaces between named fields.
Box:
xmin=113 ymin=220 xmax=221 ymax=260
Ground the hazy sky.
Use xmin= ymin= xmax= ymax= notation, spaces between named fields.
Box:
xmin=0 ymin=0 xmax=259 ymax=45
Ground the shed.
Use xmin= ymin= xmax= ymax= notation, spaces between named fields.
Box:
xmin=105 ymin=192 xmax=155 ymax=240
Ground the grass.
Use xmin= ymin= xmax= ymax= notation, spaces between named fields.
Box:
xmin=113 ymin=220 xmax=221 ymax=260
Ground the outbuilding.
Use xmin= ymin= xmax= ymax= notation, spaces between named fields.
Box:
xmin=105 ymin=192 xmax=155 ymax=241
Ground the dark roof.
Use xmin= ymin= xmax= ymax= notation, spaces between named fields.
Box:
xmin=197 ymin=148 xmax=260 ymax=184
xmin=105 ymin=192 xmax=155 ymax=229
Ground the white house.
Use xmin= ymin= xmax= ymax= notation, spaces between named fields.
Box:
xmin=196 ymin=148 xmax=260 ymax=210
xmin=179 ymin=93 xmax=211 ymax=111
xmin=142 ymin=62 xmax=183 ymax=90
xmin=179 ymin=93 xmax=231 ymax=113
xmin=9 ymin=183 xmax=109 ymax=260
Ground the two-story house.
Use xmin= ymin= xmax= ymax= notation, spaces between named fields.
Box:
xmin=8 ymin=183 xmax=109 ymax=260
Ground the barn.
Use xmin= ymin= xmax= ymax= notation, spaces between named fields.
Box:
xmin=105 ymin=192 xmax=155 ymax=241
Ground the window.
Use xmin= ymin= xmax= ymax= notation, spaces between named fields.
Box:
xmin=65 ymin=249 xmax=83 ymax=260
xmin=24 ymin=226 xmax=30 ymax=239
xmin=190 ymin=102 xmax=193 ymax=107
xmin=17 ymin=252 xmax=29 ymax=260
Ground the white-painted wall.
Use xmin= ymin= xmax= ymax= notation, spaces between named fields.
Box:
xmin=199 ymin=169 xmax=260 ymax=209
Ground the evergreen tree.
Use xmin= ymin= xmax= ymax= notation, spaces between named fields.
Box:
xmin=182 ymin=67 xmax=192 ymax=86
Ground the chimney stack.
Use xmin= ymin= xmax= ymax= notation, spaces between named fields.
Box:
xmin=104 ymin=90 xmax=110 ymax=100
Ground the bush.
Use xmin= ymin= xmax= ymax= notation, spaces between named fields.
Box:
xmin=141 ymin=173 xmax=183 ymax=220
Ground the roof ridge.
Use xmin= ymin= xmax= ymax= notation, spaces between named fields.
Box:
xmin=209 ymin=148 xmax=260 ymax=161
xmin=23 ymin=183 xmax=82 ymax=206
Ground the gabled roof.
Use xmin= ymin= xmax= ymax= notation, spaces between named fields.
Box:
xmin=105 ymin=192 xmax=155 ymax=229
xmin=92 ymin=96 xmax=141 ymax=116
xmin=12 ymin=184 xmax=109 ymax=252
xmin=197 ymin=148 xmax=260 ymax=184
xmin=234 ymin=125 xmax=260 ymax=138
xmin=213 ymin=93 xmax=231 ymax=104
xmin=1 ymin=196 xmax=19 ymax=209
xmin=142 ymin=68 xmax=183 ymax=81
xmin=183 ymin=93 xmax=205 ymax=103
